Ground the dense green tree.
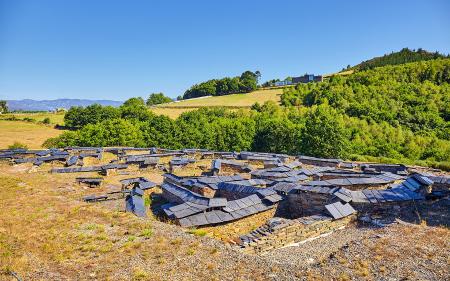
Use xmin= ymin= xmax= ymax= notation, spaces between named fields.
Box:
xmin=253 ymin=118 xmax=300 ymax=154
xmin=120 ymin=97 xmax=153 ymax=121
xmin=182 ymin=71 xmax=260 ymax=99
xmin=301 ymin=105 xmax=348 ymax=158
xmin=351 ymin=48 xmax=448 ymax=71
xmin=64 ymin=104 xmax=121 ymax=128
xmin=140 ymin=115 xmax=179 ymax=148
xmin=76 ymin=119 xmax=143 ymax=147
xmin=146 ymin=92 xmax=173 ymax=106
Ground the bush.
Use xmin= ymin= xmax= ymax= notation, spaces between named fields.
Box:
xmin=23 ymin=117 xmax=36 ymax=123
xmin=42 ymin=117 xmax=51 ymax=124
xmin=8 ymin=142 xmax=28 ymax=150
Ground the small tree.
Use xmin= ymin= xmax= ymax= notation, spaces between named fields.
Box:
xmin=0 ymin=100 xmax=8 ymax=114
xmin=146 ymin=92 xmax=172 ymax=106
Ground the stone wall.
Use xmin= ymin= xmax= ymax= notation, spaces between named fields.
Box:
xmin=241 ymin=215 xmax=355 ymax=254
xmin=351 ymin=201 xmax=415 ymax=215
xmin=220 ymin=164 xmax=248 ymax=175
xmin=287 ymin=192 xmax=338 ymax=218
xmin=192 ymin=185 xmax=216 ymax=198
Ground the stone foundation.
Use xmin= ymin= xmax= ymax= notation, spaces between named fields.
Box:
xmin=287 ymin=192 xmax=338 ymax=218
xmin=240 ymin=215 xmax=355 ymax=254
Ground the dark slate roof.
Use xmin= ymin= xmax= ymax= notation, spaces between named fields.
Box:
xmin=303 ymin=173 xmax=403 ymax=187
xmin=177 ymin=194 xmax=275 ymax=228
xmin=298 ymin=167 xmax=335 ymax=176
xmin=196 ymin=175 xmax=244 ymax=184
xmin=291 ymin=185 xmax=338 ymax=194
xmin=163 ymin=201 xmax=210 ymax=219
xmin=272 ymin=182 xmax=297 ymax=193
xmin=230 ymin=179 xmax=268 ymax=186
xmin=83 ymin=194 xmax=108 ymax=202
xmin=170 ymin=157 xmax=196 ymax=166
xmin=250 ymin=167 xmax=309 ymax=180
xmin=270 ymin=175 xmax=309 ymax=183
xmin=120 ymin=177 xmax=157 ymax=190
xmin=161 ymin=182 xmax=227 ymax=207
xmin=361 ymin=163 xmax=407 ymax=174
xmin=427 ymin=175 xmax=450 ymax=185
xmin=51 ymin=163 xmax=128 ymax=173
xmin=125 ymin=188 xmax=147 ymax=217
xmin=217 ymin=182 xmax=283 ymax=203
xmin=330 ymin=175 xmax=427 ymax=204
xmin=163 ymin=173 xmax=187 ymax=186
xmin=66 ymin=155 xmax=79 ymax=167
xmin=123 ymin=154 xmax=159 ymax=165
xmin=325 ymin=202 xmax=357 ymax=219
xmin=298 ymin=155 xmax=343 ymax=164
xmin=76 ymin=177 xmax=103 ymax=184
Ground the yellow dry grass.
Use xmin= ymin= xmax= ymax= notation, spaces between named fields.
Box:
xmin=323 ymin=70 xmax=354 ymax=78
xmin=150 ymin=89 xmax=283 ymax=119
xmin=0 ymin=120 xmax=64 ymax=149
xmin=0 ymin=112 xmax=65 ymax=125
xmin=160 ymin=88 xmax=282 ymax=107
xmin=150 ymin=107 xmax=197 ymax=119
xmin=0 ymin=159 xmax=279 ymax=280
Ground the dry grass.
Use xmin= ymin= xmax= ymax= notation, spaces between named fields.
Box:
xmin=317 ymin=224 xmax=450 ymax=280
xmin=0 ymin=112 xmax=65 ymax=125
xmin=151 ymin=89 xmax=283 ymax=119
xmin=0 ymin=120 xmax=64 ymax=149
xmin=0 ymin=161 xmax=290 ymax=280
xmin=323 ymin=70 xmax=354 ymax=78
xmin=150 ymin=107 xmax=197 ymax=119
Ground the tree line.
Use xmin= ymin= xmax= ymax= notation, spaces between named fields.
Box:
xmin=45 ymin=97 xmax=449 ymax=169
xmin=349 ymin=48 xmax=448 ymax=71
xmin=182 ymin=71 xmax=260 ymax=99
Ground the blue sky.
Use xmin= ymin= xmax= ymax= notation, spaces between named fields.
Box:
xmin=0 ymin=0 xmax=449 ymax=100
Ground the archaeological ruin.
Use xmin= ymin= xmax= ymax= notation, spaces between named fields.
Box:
xmin=1 ymin=146 xmax=449 ymax=253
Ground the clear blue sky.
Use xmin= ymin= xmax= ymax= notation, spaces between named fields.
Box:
xmin=0 ymin=0 xmax=449 ymax=100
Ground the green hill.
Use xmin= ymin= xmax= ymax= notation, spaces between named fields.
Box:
xmin=282 ymin=58 xmax=450 ymax=138
xmin=349 ymin=48 xmax=448 ymax=71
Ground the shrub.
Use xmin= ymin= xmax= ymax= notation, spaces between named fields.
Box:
xmin=22 ymin=117 xmax=36 ymax=123
xmin=8 ymin=142 xmax=28 ymax=150
xmin=42 ymin=117 xmax=51 ymax=124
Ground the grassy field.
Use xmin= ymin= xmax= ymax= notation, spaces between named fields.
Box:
xmin=0 ymin=120 xmax=64 ymax=149
xmin=151 ymin=88 xmax=283 ymax=119
xmin=0 ymin=112 xmax=65 ymax=125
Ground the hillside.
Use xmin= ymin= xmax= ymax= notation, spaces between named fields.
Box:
xmin=152 ymin=88 xmax=283 ymax=118
xmin=350 ymin=48 xmax=448 ymax=71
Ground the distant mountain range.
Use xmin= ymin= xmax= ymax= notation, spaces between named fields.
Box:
xmin=6 ymin=99 xmax=123 ymax=111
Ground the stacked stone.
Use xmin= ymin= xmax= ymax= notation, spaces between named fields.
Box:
xmin=240 ymin=215 xmax=355 ymax=254
xmin=287 ymin=191 xmax=337 ymax=217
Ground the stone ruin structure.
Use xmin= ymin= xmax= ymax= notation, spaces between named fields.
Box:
xmin=1 ymin=147 xmax=449 ymax=253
